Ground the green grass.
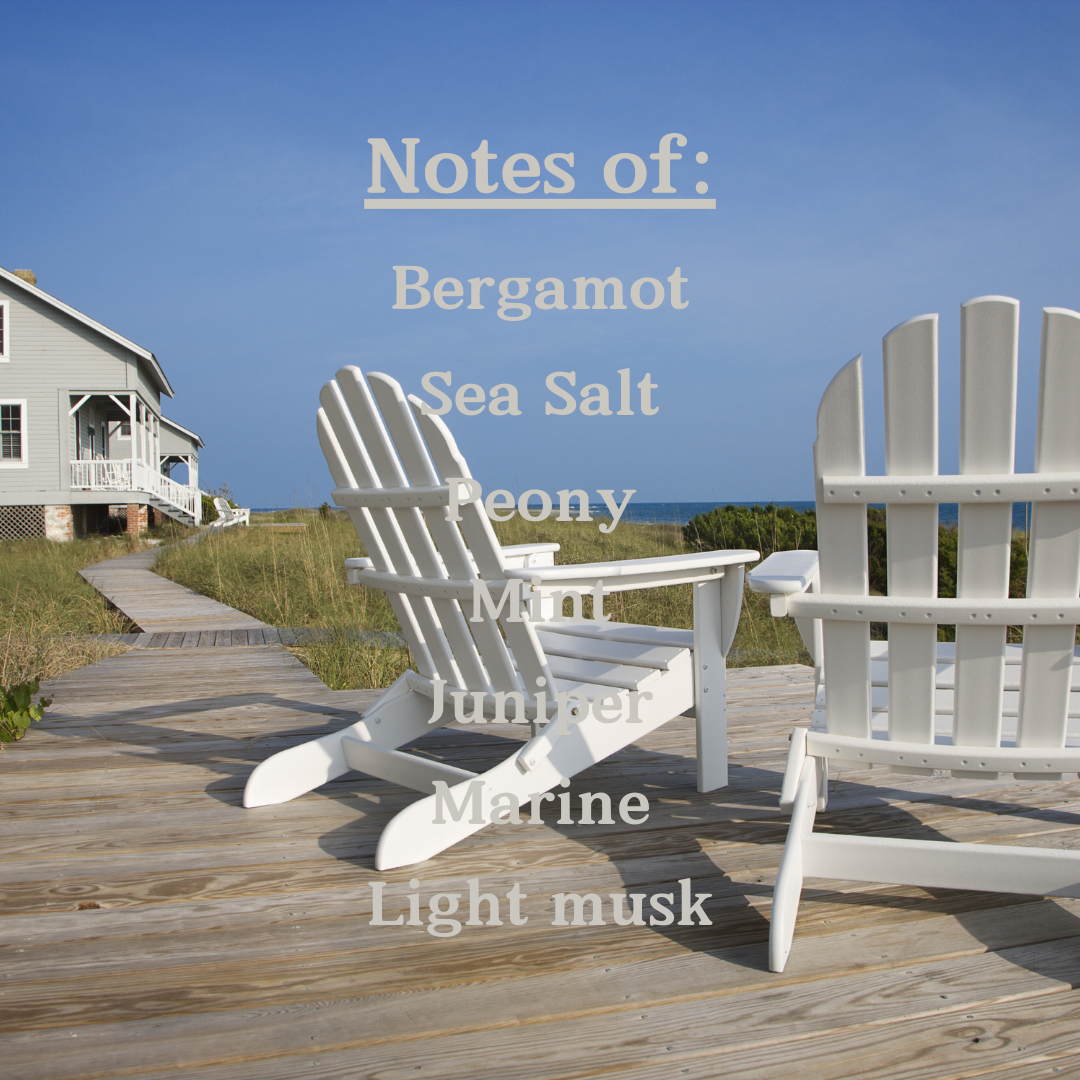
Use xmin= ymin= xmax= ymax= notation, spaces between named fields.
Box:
xmin=0 ymin=509 xmax=198 ymax=686
xmin=154 ymin=512 xmax=404 ymax=631
xmin=0 ymin=535 xmax=142 ymax=685
xmin=154 ymin=510 xmax=809 ymax=689
xmin=154 ymin=510 xmax=414 ymax=690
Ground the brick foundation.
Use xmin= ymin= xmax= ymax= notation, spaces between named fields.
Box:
xmin=126 ymin=503 xmax=148 ymax=537
xmin=44 ymin=504 xmax=74 ymax=542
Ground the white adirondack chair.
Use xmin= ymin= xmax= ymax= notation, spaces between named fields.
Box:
xmin=211 ymin=496 xmax=250 ymax=528
xmin=243 ymin=367 xmax=758 ymax=870
xmin=748 ymin=297 xmax=1080 ymax=973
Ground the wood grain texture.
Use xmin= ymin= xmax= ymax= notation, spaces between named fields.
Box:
xmin=79 ymin=548 xmax=268 ymax=632
xmin=4 ymin=638 xmax=1080 ymax=1078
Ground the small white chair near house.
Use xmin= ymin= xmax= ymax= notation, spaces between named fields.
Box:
xmin=243 ymin=367 xmax=758 ymax=870
xmin=210 ymin=496 xmax=250 ymax=528
xmin=748 ymin=297 xmax=1080 ymax=973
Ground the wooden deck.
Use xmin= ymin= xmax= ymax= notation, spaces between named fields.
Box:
xmin=5 ymin=629 xmax=1080 ymax=1077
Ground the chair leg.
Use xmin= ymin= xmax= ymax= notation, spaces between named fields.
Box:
xmin=815 ymin=753 xmax=829 ymax=811
xmin=778 ymin=726 xmax=807 ymax=813
xmin=693 ymin=577 xmax=728 ymax=792
xmin=243 ymin=675 xmax=447 ymax=808
xmin=769 ymin=753 xmax=820 ymax=972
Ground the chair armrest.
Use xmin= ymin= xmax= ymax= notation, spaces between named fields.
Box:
xmin=502 ymin=549 xmax=759 ymax=593
xmin=345 ymin=557 xmax=374 ymax=584
xmin=500 ymin=542 xmax=560 ymax=569
xmin=747 ymin=550 xmax=819 ymax=595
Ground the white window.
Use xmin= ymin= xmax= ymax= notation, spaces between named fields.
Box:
xmin=0 ymin=301 xmax=8 ymax=361
xmin=0 ymin=400 xmax=27 ymax=467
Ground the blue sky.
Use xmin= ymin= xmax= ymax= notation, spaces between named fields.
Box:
xmin=3 ymin=0 xmax=1079 ymax=504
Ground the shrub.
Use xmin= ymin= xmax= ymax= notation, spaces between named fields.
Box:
xmin=688 ymin=504 xmax=1033 ymax=643
xmin=202 ymin=483 xmax=240 ymax=525
xmin=1 ymin=679 xmax=52 ymax=743
xmin=684 ymin=503 xmax=817 ymax=559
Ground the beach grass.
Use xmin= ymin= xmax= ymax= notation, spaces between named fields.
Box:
xmin=154 ymin=510 xmax=808 ymax=689
xmin=0 ymin=535 xmax=140 ymax=685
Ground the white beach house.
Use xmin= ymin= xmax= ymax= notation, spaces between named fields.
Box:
xmin=0 ymin=266 xmax=203 ymax=540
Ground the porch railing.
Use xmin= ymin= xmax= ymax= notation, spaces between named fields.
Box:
xmin=70 ymin=460 xmax=201 ymax=523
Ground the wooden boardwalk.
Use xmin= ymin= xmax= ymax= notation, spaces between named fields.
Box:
xmin=99 ymin=628 xmax=407 ymax=650
xmin=5 ymin=633 xmax=1080 ymax=1077
xmin=79 ymin=549 xmax=268 ymax=633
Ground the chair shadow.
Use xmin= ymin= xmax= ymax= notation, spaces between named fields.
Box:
xmin=311 ymin=726 xmax=772 ymax=962
xmin=39 ymin=684 xmax=363 ymax=803
xmin=40 ymin=680 xmax=1080 ymax=982
xmin=311 ymin=722 xmax=1080 ymax=980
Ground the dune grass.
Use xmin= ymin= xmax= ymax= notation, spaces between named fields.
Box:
xmin=154 ymin=510 xmax=808 ymax=690
xmin=0 ymin=535 xmax=141 ymax=685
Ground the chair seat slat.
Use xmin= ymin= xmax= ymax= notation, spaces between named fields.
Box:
xmin=535 ymin=629 xmax=689 ymax=671
xmin=541 ymin=656 xmax=665 ymax=692
xmin=870 ymin=658 xmax=1080 ymax=691
xmin=402 ymin=669 xmax=677 ymax=719
xmin=862 ymin=684 xmax=1080 ymax=719
xmin=538 ymin=620 xmax=695 ymax=651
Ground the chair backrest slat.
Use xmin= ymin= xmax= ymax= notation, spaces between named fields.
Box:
xmin=816 ymin=300 xmax=1080 ymax=756
xmin=411 ymin=399 xmax=554 ymax=697
xmin=1018 ymin=308 xmax=1080 ymax=747
xmin=883 ymin=314 xmax=939 ymax=744
xmin=953 ymin=298 xmax=1019 ymax=748
xmin=367 ymin=372 xmax=522 ymax=694
xmin=815 ymin=356 xmax=871 ymax=738
xmin=316 ymin=408 xmax=437 ymax=679
xmin=336 ymin=368 xmax=491 ymax=692
xmin=319 ymin=378 xmax=464 ymax=685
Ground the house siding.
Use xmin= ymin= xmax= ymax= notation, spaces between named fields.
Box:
xmin=159 ymin=424 xmax=200 ymax=457
xmin=130 ymin=352 xmax=163 ymax=405
xmin=0 ymin=278 xmax=164 ymax=502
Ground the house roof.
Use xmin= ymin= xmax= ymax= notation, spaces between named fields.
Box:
xmin=0 ymin=266 xmax=175 ymax=398
xmin=161 ymin=415 xmax=205 ymax=449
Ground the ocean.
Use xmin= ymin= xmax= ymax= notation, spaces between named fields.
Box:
xmin=591 ymin=501 xmax=1032 ymax=529
xmin=256 ymin=501 xmax=1033 ymax=529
